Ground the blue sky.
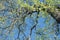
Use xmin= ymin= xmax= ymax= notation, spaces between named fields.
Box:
xmin=0 ymin=0 xmax=60 ymax=40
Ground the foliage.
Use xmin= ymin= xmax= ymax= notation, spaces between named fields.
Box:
xmin=0 ymin=0 xmax=60 ymax=40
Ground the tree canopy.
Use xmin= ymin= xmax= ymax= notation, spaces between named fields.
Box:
xmin=0 ymin=0 xmax=60 ymax=40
